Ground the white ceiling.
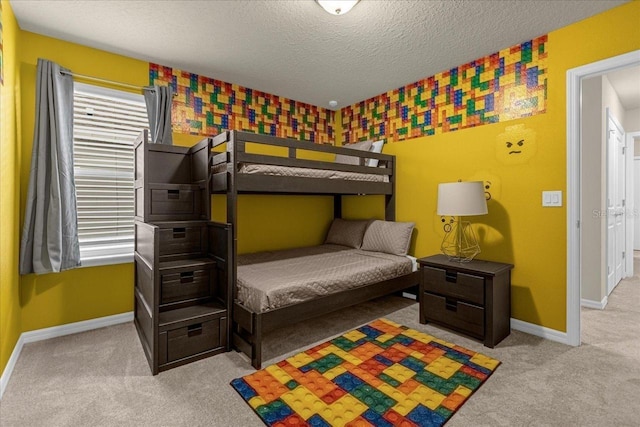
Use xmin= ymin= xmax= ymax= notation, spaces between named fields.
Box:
xmin=11 ymin=0 xmax=628 ymax=110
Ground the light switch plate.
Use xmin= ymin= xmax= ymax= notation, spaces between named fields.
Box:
xmin=542 ymin=191 xmax=562 ymax=207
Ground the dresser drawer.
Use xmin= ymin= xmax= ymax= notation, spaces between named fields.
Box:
xmin=422 ymin=267 xmax=484 ymax=305
xmin=150 ymin=188 xmax=196 ymax=215
xmin=161 ymin=269 xmax=211 ymax=305
xmin=136 ymin=183 xmax=207 ymax=222
xmin=158 ymin=316 xmax=226 ymax=365
xmin=158 ymin=225 xmax=205 ymax=257
xmin=422 ymin=292 xmax=484 ymax=338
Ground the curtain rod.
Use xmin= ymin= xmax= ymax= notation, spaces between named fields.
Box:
xmin=59 ymin=70 xmax=153 ymax=91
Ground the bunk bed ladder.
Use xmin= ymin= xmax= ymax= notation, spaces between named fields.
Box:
xmin=385 ymin=156 xmax=396 ymax=221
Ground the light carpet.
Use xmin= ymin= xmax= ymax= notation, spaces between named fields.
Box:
xmin=1 ymin=259 xmax=638 ymax=426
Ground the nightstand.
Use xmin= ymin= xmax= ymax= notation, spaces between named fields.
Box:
xmin=418 ymin=254 xmax=513 ymax=347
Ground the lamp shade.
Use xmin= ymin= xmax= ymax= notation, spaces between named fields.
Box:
xmin=437 ymin=181 xmax=488 ymax=216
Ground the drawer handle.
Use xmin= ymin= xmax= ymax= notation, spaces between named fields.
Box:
xmin=187 ymin=323 xmax=202 ymax=337
xmin=445 ymin=299 xmax=458 ymax=312
xmin=167 ymin=189 xmax=180 ymax=199
xmin=445 ymin=271 xmax=458 ymax=283
xmin=180 ymin=272 xmax=194 ymax=283
xmin=173 ymin=227 xmax=186 ymax=238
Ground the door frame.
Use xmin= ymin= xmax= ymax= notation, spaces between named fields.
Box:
xmin=606 ymin=110 xmax=625 ymax=294
xmin=566 ymin=49 xmax=640 ymax=346
xmin=626 ymin=132 xmax=639 ymax=272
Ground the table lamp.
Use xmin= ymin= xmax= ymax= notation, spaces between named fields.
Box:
xmin=437 ymin=181 xmax=488 ymax=262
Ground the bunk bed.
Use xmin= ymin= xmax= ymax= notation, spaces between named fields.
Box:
xmin=209 ymin=130 xmax=420 ymax=369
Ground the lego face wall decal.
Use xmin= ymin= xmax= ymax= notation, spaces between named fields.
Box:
xmin=484 ymin=181 xmax=493 ymax=201
xmin=496 ymin=124 xmax=537 ymax=165
xmin=434 ymin=213 xmax=455 ymax=236
xmin=506 ymin=140 xmax=524 ymax=155
xmin=441 ymin=216 xmax=454 ymax=233
xmin=468 ymin=171 xmax=502 ymax=202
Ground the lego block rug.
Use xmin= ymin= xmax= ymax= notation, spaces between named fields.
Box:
xmin=231 ymin=318 xmax=500 ymax=426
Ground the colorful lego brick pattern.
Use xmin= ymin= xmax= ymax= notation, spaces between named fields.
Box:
xmin=231 ymin=318 xmax=500 ymax=427
xmin=342 ymin=35 xmax=548 ymax=143
xmin=149 ymin=63 xmax=334 ymax=144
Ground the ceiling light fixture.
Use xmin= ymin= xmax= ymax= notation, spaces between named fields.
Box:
xmin=316 ymin=0 xmax=360 ymax=16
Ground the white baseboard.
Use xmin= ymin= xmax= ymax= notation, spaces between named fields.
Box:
xmin=580 ymin=296 xmax=608 ymax=310
xmin=0 ymin=311 xmax=133 ymax=400
xmin=20 ymin=312 xmax=133 ymax=344
xmin=510 ymin=318 xmax=568 ymax=345
xmin=0 ymin=335 xmax=25 ymax=401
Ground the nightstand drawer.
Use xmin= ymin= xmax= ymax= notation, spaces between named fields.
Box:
xmin=422 ymin=292 xmax=484 ymax=338
xmin=422 ymin=267 xmax=484 ymax=305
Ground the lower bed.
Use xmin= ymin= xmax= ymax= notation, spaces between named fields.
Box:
xmin=237 ymin=244 xmax=413 ymax=313
xmin=232 ymin=244 xmax=420 ymax=368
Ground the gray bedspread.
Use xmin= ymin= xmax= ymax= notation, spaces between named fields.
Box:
xmin=236 ymin=244 xmax=412 ymax=313
xmin=238 ymin=163 xmax=388 ymax=182
xmin=212 ymin=162 xmax=388 ymax=182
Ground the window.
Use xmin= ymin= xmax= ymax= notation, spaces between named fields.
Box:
xmin=73 ymin=83 xmax=148 ymax=266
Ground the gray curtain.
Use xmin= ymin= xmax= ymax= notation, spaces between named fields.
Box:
xmin=19 ymin=59 xmax=81 ymax=275
xmin=144 ymin=85 xmax=174 ymax=145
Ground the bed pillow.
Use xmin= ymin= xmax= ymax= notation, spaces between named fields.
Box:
xmin=324 ymin=218 xmax=370 ymax=248
xmin=361 ymin=220 xmax=415 ymax=256
xmin=366 ymin=139 xmax=385 ymax=167
xmin=334 ymin=140 xmax=373 ymax=165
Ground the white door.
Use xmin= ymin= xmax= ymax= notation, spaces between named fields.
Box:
xmin=607 ymin=113 xmax=626 ymax=295
xmin=635 ymin=157 xmax=640 ymax=250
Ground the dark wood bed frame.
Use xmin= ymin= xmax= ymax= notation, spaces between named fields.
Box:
xmin=209 ymin=130 xmax=420 ymax=369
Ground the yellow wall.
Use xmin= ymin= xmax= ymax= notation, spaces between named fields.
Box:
xmin=17 ymin=32 xmax=148 ymax=332
xmin=173 ymin=135 xmax=335 ymax=255
xmin=3 ymin=2 xmax=639 ymax=376
xmin=0 ymin=0 xmax=21 ymax=375
xmin=343 ymin=1 xmax=640 ymax=331
xmin=353 ymin=114 xmax=565 ymax=329
xmin=17 ymin=31 xmax=335 ymax=335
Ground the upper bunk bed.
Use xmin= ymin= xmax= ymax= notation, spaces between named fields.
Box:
xmin=209 ymin=130 xmax=396 ymax=218
xmin=202 ymin=130 xmax=414 ymax=369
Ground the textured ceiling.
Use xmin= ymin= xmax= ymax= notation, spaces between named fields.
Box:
xmin=11 ymin=0 xmax=628 ymax=110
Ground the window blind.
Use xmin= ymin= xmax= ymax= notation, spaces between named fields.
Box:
xmin=73 ymin=83 xmax=149 ymax=266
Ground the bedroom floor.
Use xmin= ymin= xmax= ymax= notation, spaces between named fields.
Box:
xmin=1 ymin=262 xmax=638 ymax=426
